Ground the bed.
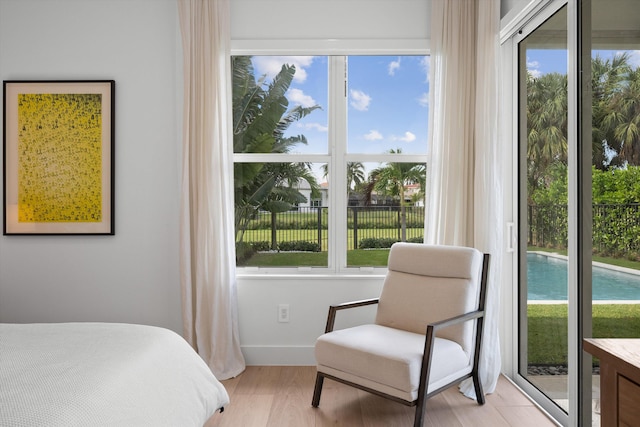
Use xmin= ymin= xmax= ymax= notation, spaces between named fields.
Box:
xmin=0 ymin=322 xmax=230 ymax=427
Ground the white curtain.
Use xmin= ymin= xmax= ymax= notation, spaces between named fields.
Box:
xmin=426 ymin=0 xmax=503 ymax=398
xmin=177 ymin=0 xmax=246 ymax=380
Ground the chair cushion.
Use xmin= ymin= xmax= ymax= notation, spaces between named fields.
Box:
xmin=385 ymin=242 xmax=482 ymax=279
xmin=375 ymin=243 xmax=483 ymax=352
xmin=315 ymin=324 xmax=472 ymax=402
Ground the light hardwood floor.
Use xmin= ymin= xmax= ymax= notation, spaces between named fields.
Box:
xmin=207 ymin=366 xmax=559 ymax=427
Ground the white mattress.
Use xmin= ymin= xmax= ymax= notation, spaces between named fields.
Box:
xmin=0 ymin=322 xmax=230 ymax=427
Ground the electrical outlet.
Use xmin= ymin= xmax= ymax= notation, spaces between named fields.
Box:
xmin=278 ymin=304 xmax=290 ymax=323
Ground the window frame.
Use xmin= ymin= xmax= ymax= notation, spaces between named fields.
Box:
xmin=231 ymin=42 xmax=429 ymax=276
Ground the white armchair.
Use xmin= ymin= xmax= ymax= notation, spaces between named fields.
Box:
xmin=312 ymin=243 xmax=490 ymax=427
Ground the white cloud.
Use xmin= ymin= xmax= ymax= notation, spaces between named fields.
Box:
xmin=392 ymin=131 xmax=416 ymax=143
xmin=402 ymin=132 xmax=416 ymax=142
xmin=364 ymin=130 xmax=383 ymax=141
xmin=287 ymin=88 xmax=316 ymax=108
xmin=298 ymin=122 xmax=328 ymax=132
xmin=252 ymin=56 xmax=314 ymax=83
xmin=388 ymin=58 xmax=401 ymax=76
xmin=527 ymin=57 xmax=542 ymax=78
xmin=418 ymin=92 xmax=429 ymax=107
xmin=421 ymin=56 xmax=430 ymax=83
xmin=350 ymin=89 xmax=372 ymax=111
xmin=528 ymin=68 xmax=542 ymax=78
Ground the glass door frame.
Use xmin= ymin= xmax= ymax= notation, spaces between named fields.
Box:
xmin=504 ymin=0 xmax=593 ymax=425
xmin=574 ymin=2 xmax=594 ymax=426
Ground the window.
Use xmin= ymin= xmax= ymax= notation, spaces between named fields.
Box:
xmin=233 ymin=55 xmax=428 ymax=272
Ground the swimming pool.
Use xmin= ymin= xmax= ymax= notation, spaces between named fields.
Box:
xmin=527 ymin=253 xmax=640 ymax=300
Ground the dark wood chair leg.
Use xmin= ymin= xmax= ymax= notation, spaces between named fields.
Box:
xmin=473 ymin=372 xmax=485 ymax=405
xmin=311 ymin=372 xmax=324 ymax=407
xmin=413 ymin=392 xmax=427 ymax=427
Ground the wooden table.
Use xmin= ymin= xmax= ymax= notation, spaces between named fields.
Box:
xmin=583 ymin=339 xmax=640 ymax=427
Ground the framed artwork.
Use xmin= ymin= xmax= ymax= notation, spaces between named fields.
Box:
xmin=3 ymin=80 xmax=115 ymax=235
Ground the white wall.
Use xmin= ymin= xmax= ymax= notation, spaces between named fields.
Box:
xmin=0 ymin=0 xmax=517 ymax=367
xmin=0 ymin=0 xmax=430 ymax=366
xmin=0 ymin=0 xmax=182 ymax=332
xmin=230 ymin=0 xmax=431 ymax=41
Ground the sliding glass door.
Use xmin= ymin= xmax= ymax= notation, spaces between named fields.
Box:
xmin=513 ymin=1 xmax=640 ymax=425
xmin=588 ymin=1 xmax=640 ymax=426
xmin=516 ymin=3 xmax=570 ymax=423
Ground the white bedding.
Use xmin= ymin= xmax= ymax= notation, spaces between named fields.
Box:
xmin=0 ymin=322 xmax=229 ymax=427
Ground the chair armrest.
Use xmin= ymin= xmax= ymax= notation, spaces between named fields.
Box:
xmin=424 ymin=309 xmax=485 ymax=359
xmin=418 ymin=309 xmax=486 ymax=399
xmin=428 ymin=309 xmax=485 ymax=333
xmin=324 ymin=298 xmax=379 ymax=333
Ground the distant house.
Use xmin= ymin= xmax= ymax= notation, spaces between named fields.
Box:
xmin=295 ymin=181 xmax=423 ymax=209
xmin=294 ymin=179 xmax=328 ymax=209
xmin=404 ymin=183 xmax=424 ymax=207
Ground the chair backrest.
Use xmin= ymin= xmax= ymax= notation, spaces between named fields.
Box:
xmin=375 ymin=243 xmax=484 ymax=354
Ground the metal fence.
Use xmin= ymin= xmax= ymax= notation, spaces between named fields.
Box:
xmin=244 ymin=204 xmax=640 ymax=255
xmin=349 ymin=206 xmax=424 ymax=249
xmin=592 ymin=204 xmax=640 ymax=254
xmin=527 ymin=204 xmax=568 ymax=249
xmin=243 ymin=206 xmax=425 ymax=251
xmin=528 ymin=203 xmax=640 ymax=255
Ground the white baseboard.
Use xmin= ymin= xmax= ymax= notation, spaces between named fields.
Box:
xmin=241 ymin=345 xmax=315 ymax=366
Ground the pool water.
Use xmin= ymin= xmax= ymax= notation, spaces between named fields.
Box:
xmin=527 ymin=253 xmax=640 ymax=300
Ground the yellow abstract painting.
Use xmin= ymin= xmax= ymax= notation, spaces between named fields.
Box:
xmin=17 ymin=93 xmax=103 ymax=223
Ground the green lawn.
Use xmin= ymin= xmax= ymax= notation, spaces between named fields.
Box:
xmin=245 ymin=244 xmax=640 ymax=271
xmin=240 ymin=248 xmax=390 ymax=267
xmin=528 ymin=303 xmax=640 ymax=365
xmin=243 ymin=228 xmax=420 ymax=252
xmin=245 ymin=251 xmax=328 ymax=267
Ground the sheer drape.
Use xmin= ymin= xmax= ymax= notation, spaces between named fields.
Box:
xmin=177 ymin=0 xmax=245 ymax=380
xmin=426 ymin=0 xmax=503 ymax=398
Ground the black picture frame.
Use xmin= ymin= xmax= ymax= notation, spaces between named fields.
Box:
xmin=3 ymin=80 xmax=115 ymax=235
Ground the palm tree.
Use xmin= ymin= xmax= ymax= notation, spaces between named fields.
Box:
xmin=592 ymin=53 xmax=632 ymax=169
xmin=613 ymin=66 xmax=640 ymax=166
xmin=526 ymin=71 xmax=568 ymax=200
xmin=367 ymin=149 xmax=425 ymax=241
xmin=320 ymin=161 xmax=365 ymax=202
xmin=347 ymin=162 xmax=366 ymax=193
xmin=526 ymin=53 xmax=640 ymax=198
xmin=232 ymin=56 xmax=322 ymax=245
xmin=258 ymin=163 xmax=320 ymax=250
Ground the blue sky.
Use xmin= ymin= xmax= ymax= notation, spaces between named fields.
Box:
xmin=249 ymin=50 xmax=640 ymax=155
xmin=527 ymin=49 xmax=640 ymax=77
xmin=250 ymin=55 xmax=430 ymax=156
